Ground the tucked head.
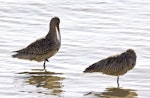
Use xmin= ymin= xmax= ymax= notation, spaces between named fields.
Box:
xmin=50 ymin=17 xmax=60 ymax=32
xmin=126 ymin=49 xmax=135 ymax=54
xmin=125 ymin=49 xmax=136 ymax=59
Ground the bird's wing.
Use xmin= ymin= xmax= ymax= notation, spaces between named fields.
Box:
xmin=84 ymin=55 xmax=126 ymax=73
xmin=16 ymin=38 xmax=57 ymax=55
xmin=84 ymin=58 xmax=108 ymax=73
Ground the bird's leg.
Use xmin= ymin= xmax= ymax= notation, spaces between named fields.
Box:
xmin=117 ymin=76 xmax=120 ymax=88
xmin=43 ymin=60 xmax=46 ymax=70
xmin=43 ymin=59 xmax=49 ymax=72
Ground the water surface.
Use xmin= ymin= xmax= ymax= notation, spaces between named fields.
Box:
xmin=0 ymin=0 xmax=150 ymax=98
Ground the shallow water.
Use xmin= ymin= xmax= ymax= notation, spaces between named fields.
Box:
xmin=0 ymin=0 xmax=150 ymax=98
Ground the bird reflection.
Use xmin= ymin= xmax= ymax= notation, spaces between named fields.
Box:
xmin=85 ymin=87 xmax=138 ymax=98
xmin=19 ymin=70 xmax=64 ymax=97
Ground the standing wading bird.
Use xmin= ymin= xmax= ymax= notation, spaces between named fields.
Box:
xmin=12 ymin=17 xmax=61 ymax=71
xmin=84 ymin=49 xmax=136 ymax=87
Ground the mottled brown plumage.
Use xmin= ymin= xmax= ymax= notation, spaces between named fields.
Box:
xmin=84 ymin=49 xmax=136 ymax=87
xmin=12 ymin=17 xmax=61 ymax=70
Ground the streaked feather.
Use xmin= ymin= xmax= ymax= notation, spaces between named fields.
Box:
xmin=12 ymin=17 xmax=61 ymax=62
xmin=14 ymin=37 xmax=59 ymax=55
xmin=84 ymin=49 xmax=136 ymax=76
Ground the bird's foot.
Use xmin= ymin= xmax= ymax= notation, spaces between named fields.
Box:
xmin=46 ymin=59 xmax=49 ymax=62
xmin=32 ymin=68 xmax=47 ymax=72
xmin=43 ymin=68 xmax=47 ymax=72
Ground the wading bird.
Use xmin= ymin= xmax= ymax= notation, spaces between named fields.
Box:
xmin=84 ymin=49 xmax=136 ymax=87
xmin=12 ymin=17 xmax=61 ymax=71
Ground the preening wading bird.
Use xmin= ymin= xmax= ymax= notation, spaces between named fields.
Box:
xmin=84 ymin=49 xmax=136 ymax=87
xmin=12 ymin=17 xmax=61 ymax=70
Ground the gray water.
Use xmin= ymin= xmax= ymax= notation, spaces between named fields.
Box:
xmin=0 ymin=0 xmax=150 ymax=98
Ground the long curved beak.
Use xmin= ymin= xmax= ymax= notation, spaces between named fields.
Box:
xmin=55 ymin=24 xmax=61 ymax=41
xmin=56 ymin=25 xmax=60 ymax=33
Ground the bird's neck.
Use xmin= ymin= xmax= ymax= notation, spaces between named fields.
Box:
xmin=46 ymin=26 xmax=61 ymax=42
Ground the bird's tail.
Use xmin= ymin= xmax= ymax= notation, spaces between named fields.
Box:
xmin=84 ymin=63 xmax=97 ymax=73
xmin=12 ymin=52 xmax=27 ymax=59
xmin=12 ymin=54 xmax=17 ymax=58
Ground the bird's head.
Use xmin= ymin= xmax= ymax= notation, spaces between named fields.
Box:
xmin=50 ymin=17 xmax=60 ymax=33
